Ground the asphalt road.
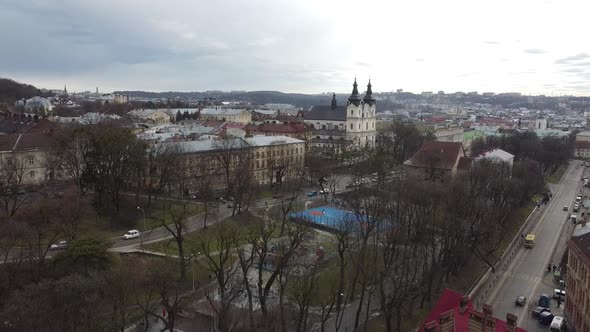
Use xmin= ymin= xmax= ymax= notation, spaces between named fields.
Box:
xmin=489 ymin=162 xmax=583 ymax=331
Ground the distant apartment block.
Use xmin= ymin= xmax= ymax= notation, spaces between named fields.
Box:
xmin=199 ymin=108 xmax=252 ymax=124
xmin=575 ymin=131 xmax=590 ymax=158
xmin=566 ymin=231 xmax=590 ymax=332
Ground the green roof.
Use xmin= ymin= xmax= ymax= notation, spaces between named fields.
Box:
xmin=463 ymin=130 xmax=484 ymax=142
xmin=533 ymin=129 xmax=570 ymax=138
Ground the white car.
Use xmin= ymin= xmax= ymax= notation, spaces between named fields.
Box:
xmin=123 ymin=230 xmax=140 ymax=240
xmin=319 ymin=189 xmax=330 ymax=195
xmin=49 ymin=240 xmax=68 ymax=251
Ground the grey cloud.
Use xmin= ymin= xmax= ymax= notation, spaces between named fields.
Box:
xmin=555 ymin=53 xmax=590 ymax=64
xmin=523 ymin=48 xmax=545 ymax=54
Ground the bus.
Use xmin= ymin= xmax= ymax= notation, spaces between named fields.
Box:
xmin=525 ymin=234 xmax=535 ymax=248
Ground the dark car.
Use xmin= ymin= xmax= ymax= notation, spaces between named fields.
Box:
xmin=538 ymin=311 xmax=554 ymax=325
xmin=532 ymin=306 xmax=550 ymax=318
xmin=515 ymin=296 xmax=526 ymax=306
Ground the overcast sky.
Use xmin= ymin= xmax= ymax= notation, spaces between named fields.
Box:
xmin=2 ymin=0 xmax=590 ymax=95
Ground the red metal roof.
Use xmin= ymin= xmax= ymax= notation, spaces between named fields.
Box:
xmin=420 ymin=288 xmax=526 ymax=332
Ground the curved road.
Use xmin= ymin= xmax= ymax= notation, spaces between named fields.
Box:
xmin=488 ymin=162 xmax=583 ymax=330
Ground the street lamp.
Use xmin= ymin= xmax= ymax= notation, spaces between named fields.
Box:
xmin=137 ymin=206 xmax=146 ymax=251
xmin=188 ymin=252 xmax=201 ymax=293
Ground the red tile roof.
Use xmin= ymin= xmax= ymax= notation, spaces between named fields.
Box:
xmin=404 ymin=141 xmax=464 ymax=170
xmin=457 ymin=156 xmax=474 ymax=171
xmin=420 ymin=288 xmax=526 ymax=332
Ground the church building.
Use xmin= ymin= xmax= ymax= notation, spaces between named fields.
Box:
xmin=304 ymin=78 xmax=377 ymax=155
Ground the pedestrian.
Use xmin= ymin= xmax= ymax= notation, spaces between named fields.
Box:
xmin=547 ymin=264 xmax=551 ymax=273
xmin=557 ymin=298 xmax=561 ymax=308
xmin=553 ymin=264 xmax=557 ymax=272
xmin=521 ymin=234 xmax=525 ymax=240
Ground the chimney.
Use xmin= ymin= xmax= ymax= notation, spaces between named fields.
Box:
xmin=459 ymin=296 xmax=469 ymax=314
xmin=424 ymin=320 xmax=438 ymax=332
xmin=505 ymin=313 xmax=517 ymax=332
xmin=482 ymin=304 xmax=496 ymax=332
xmin=439 ymin=309 xmax=455 ymax=332
xmin=468 ymin=310 xmax=484 ymax=332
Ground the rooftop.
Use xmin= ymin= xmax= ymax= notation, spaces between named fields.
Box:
xmin=403 ymin=141 xmax=464 ymax=170
xmin=305 ymin=105 xmax=347 ymax=121
xmin=420 ymin=288 xmax=525 ymax=332
xmin=475 ymin=148 xmax=514 ymax=162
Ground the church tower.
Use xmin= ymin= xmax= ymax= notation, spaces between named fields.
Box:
xmin=346 ymin=78 xmax=376 ymax=148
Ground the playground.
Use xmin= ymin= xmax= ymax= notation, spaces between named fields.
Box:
xmin=289 ymin=206 xmax=371 ymax=232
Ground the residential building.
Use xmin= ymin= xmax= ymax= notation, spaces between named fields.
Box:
xmin=244 ymin=122 xmax=313 ymax=152
xmin=403 ymin=141 xmax=466 ymax=180
xmin=0 ymin=121 xmax=59 ymax=185
xmin=199 ymin=108 xmax=252 ymax=124
xmin=566 ymin=231 xmax=590 ymax=332
xmin=158 ymin=135 xmax=305 ymax=190
xmin=113 ymin=93 xmax=129 ymax=104
xmin=420 ymin=288 xmax=524 ymax=332
xmin=15 ymin=96 xmax=54 ymax=114
xmin=433 ymin=125 xmax=464 ymax=142
xmin=128 ymin=109 xmax=172 ymax=125
xmin=475 ymin=148 xmax=514 ymax=168
xmin=304 ymin=79 xmax=377 ymax=155
xmin=576 ymin=131 xmax=590 ymax=158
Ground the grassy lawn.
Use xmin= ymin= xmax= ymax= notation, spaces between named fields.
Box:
xmin=77 ymin=195 xmax=204 ymax=239
xmin=546 ymin=163 xmax=568 ymax=183
xmin=145 ymin=213 xmax=264 ymax=256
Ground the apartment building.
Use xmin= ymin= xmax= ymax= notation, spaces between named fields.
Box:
xmin=199 ymin=108 xmax=252 ymax=124
xmin=566 ymin=232 xmax=590 ymax=332
xmin=158 ymin=135 xmax=305 ymax=191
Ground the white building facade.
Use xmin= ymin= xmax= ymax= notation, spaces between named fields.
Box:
xmin=304 ymin=79 xmax=377 ymax=155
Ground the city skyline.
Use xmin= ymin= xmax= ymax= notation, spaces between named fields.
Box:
xmin=2 ymin=0 xmax=590 ymax=95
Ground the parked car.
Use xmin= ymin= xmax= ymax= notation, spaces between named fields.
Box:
xmin=538 ymin=294 xmax=550 ymax=308
xmin=563 ymin=206 xmax=568 ymax=211
xmin=307 ymin=191 xmax=318 ymax=197
xmin=553 ymin=289 xmax=566 ymax=299
xmin=539 ymin=311 xmax=554 ymax=325
xmin=515 ymin=296 xmax=526 ymax=306
xmin=574 ymin=205 xmax=580 ymax=212
xmin=532 ymin=306 xmax=550 ymax=318
xmin=227 ymin=203 xmax=234 ymax=208
xmin=123 ymin=230 xmax=140 ymax=240
xmin=319 ymin=189 xmax=330 ymax=195
xmin=49 ymin=241 xmax=68 ymax=251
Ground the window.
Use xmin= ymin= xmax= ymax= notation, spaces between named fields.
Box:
xmin=358 ymin=123 xmax=361 ymax=129
xmin=350 ymin=124 xmax=353 ymax=130
xmin=366 ymin=123 xmax=368 ymax=130
xmin=351 ymin=110 xmax=353 ymax=116
xmin=262 ymin=152 xmax=265 ymax=158
xmin=28 ymin=157 xmax=34 ymax=165
xmin=29 ymin=171 xmax=35 ymax=178
xmin=372 ymin=122 xmax=375 ymax=129
xmin=256 ymin=160 xmax=260 ymax=169
xmin=256 ymin=152 xmax=260 ymax=158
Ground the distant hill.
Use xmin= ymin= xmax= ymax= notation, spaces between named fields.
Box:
xmin=0 ymin=78 xmax=52 ymax=104
xmin=115 ymin=90 xmax=341 ymax=109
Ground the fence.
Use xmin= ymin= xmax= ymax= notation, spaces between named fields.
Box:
xmin=468 ymin=204 xmax=541 ymax=309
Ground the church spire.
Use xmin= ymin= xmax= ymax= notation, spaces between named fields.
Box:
xmin=348 ymin=78 xmax=361 ymax=106
xmin=363 ymin=80 xmax=375 ymax=105
xmin=330 ymin=93 xmax=337 ymax=110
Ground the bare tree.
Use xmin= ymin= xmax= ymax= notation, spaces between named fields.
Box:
xmin=50 ymin=126 xmax=91 ymax=192
xmin=197 ymin=223 xmax=242 ymax=332
xmin=161 ymin=201 xmax=190 ymax=279
xmin=0 ymin=156 xmax=26 ymax=216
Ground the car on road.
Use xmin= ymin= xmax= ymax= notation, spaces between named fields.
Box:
xmin=532 ymin=306 xmax=550 ymax=318
xmin=538 ymin=294 xmax=551 ymax=308
xmin=539 ymin=311 xmax=555 ymax=325
xmin=515 ymin=296 xmax=526 ymax=306
xmin=307 ymin=191 xmax=318 ymax=197
xmin=553 ymin=289 xmax=566 ymax=299
xmin=123 ymin=230 xmax=140 ymax=240
xmin=49 ymin=240 xmax=68 ymax=251
xmin=563 ymin=205 xmax=569 ymax=211
xmin=319 ymin=189 xmax=330 ymax=195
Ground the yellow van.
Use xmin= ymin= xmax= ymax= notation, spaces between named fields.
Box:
xmin=525 ymin=234 xmax=535 ymax=248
